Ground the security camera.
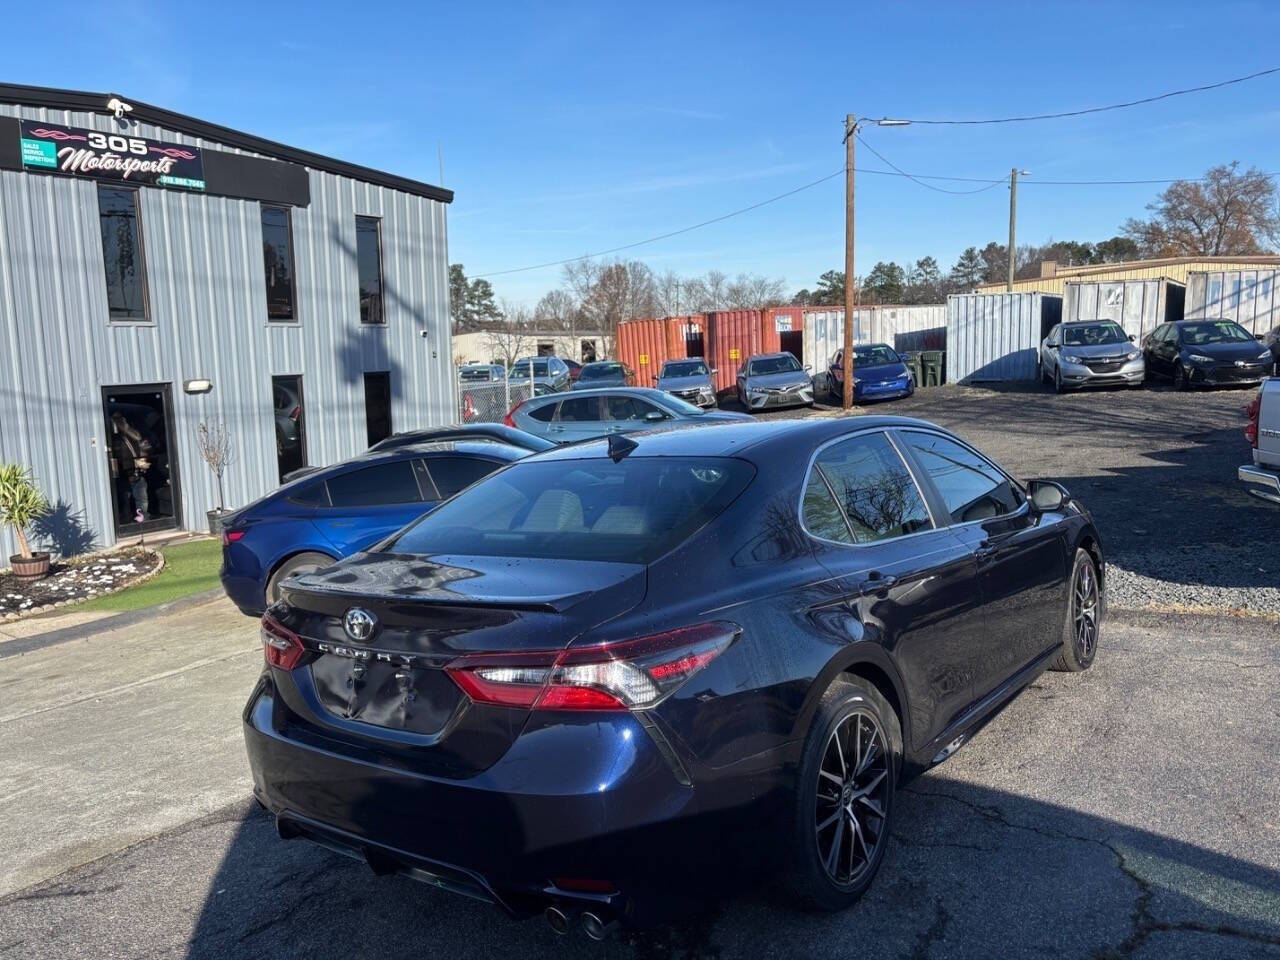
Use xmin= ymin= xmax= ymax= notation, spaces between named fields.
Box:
xmin=420 ymin=330 xmax=430 ymax=338
xmin=106 ymin=97 xmax=134 ymax=120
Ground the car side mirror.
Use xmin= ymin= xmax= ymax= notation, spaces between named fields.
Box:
xmin=711 ymin=368 xmax=719 ymax=375
xmin=1027 ymin=479 xmax=1069 ymax=512
xmin=644 ymin=410 xmax=666 ymax=422
xmin=1128 ymin=334 xmax=1136 ymax=341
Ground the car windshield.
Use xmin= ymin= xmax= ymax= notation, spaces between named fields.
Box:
xmin=386 ymin=457 xmax=755 ymax=564
xmin=511 ymin=360 xmax=550 ymax=377
xmin=851 ymin=345 xmax=900 ymax=366
xmin=662 ymin=361 xmax=709 ymax=378
xmin=748 ymin=355 xmax=802 ymax=375
xmin=1180 ymin=321 xmax=1254 ymax=344
xmin=1062 ymin=322 xmax=1128 ymax=346
xmin=580 ymin=363 xmax=625 ymax=380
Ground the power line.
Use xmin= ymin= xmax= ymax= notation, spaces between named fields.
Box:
xmin=855 ymin=133 xmax=1005 ymax=194
xmin=883 ymin=65 xmax=1280 ymax=125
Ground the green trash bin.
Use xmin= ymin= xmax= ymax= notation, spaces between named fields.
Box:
xmin=904 ymin=352 xmax=924 ymax=389
xmin=921 ymin=350 xmax=944 ymax=387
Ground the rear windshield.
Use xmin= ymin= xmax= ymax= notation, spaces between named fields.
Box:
xmin=748 ymin=355 xmax=802 ymax=375
xmin=512 ymin=360 xmax=550 ymax=377
xmin=386 ymin=457 xmax=754 ymax=564
xmin=1062 ymin=322 xmax=1127 ymax=346
xmin=580 ymin=363 xmax=625 ymax=380
xmin=852 ymin=345 xmax=900 ymax=366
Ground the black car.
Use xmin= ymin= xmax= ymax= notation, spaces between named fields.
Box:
xmin=1142 ymin=319 xmax=1275 ymax=389
xmin=245 ymin=417 xmax=1103 ymax=932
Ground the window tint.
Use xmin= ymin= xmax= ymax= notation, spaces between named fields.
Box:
xmin=427 ymin=457 xmax=500 ymax=499
xmin=902 ymin=432 xmax=1022 ymax=524
xmin=557 ymin=397 xmax=601 ymax=422
xmin=804 ymin=432 xmax=931 ymax=543
xmin=326 ymin=461 xmax=422 ymax=506
xmin=355 ymin=216 xmax=383 ymax=324
xmin=261 ymin=205 xmax=296 ymax=321
xmin=98 ymin=186 xmax=148 ymax=320
xmin=606 ymin=396 xmax=664 ymax=421
xmin=526 ymin=401 xmax=558 ymax=423
xmin=289 ymin=482 xmax=329 ymax=506
xmin=388 ymin=457 xmax=755 ymax=564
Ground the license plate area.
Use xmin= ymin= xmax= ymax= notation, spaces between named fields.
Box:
xmin=309 ymin=654 xmax=460 ymax=734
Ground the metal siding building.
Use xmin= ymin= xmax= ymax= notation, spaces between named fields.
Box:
xmin=0 ymin=85 xmax=454 ymax=559
xmin=946 ymin=292 xmax=1061 ymax=383
xmin=1185 ymin=269 xmax=1280 ymax=334
xmin=975 ymin=256 xmax=1280 ymax=297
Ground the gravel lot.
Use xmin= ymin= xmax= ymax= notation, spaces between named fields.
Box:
xmin=741 ymin=380 xmax=1279 ymax=617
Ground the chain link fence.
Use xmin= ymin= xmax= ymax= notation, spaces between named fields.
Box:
xmin=457 ymin=378 xmax=537 ymax=423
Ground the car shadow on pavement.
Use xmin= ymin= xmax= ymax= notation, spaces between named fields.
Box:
xmin=173 ymin=780 xmax=1280 ymax=960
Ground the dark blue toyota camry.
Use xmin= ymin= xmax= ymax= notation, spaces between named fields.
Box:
xmin=244 ymin=416 xmax=1104 ymax=934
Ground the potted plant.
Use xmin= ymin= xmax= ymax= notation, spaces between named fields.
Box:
xmin=196 ymin=419 xmax=236 ymax=535
xmin=0 ymin=464 xmax=51 ymax=580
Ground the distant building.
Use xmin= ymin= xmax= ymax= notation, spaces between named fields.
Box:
xmin=452 ymin=329 xmax=611 ymax=365
xmin=0 ymin=83 xmax=453 ymax=557
xmin=976 ymin=255 xmax=1280 ymax=297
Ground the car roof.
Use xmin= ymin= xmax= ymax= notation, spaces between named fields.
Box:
xmin=523 ymin=415 xmax=945 ymax=462
xmin=581 ymin=360 xmax=623 ymax=368
xmin=1171 ymin=318 xmax=1240 ymax=325
xmin=746 ymin=352 xmax=793 ymax=361
xmin=288 ymin=439 xmax=523 ymax=485
xmin=526 ymin=386 xmax=671 ymax=402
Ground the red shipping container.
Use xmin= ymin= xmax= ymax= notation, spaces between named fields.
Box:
xmin=761 ymin=307 xmax=806 ymax=364
xmin=617 ymin=316 xmax=706 ymax=386
xmin=705 ymin=309 xmax=764 ymax=394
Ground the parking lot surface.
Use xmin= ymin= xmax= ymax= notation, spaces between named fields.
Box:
xmin=2 ymin=384 xmax=1277 ymax=959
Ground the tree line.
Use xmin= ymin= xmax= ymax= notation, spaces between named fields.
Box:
xmin=451 ymin=162 xmax=1280 ymax=331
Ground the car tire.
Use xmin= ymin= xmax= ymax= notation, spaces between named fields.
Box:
xmin=1050 ymin=548 xmax=1101 ymax=673
xmin=1053 ymin=365 xmax=1066 ymax=394
xmin=1173 ymin=363 xmax=1189 ymax=391
xmin=784 ymin=677 xmax=900 ymax=912
xmin=266 ymin=551 xmax=334 ymax=606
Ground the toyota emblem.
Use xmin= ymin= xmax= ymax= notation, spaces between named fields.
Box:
xmin=343 ymin=608 xmax=378 ymax=643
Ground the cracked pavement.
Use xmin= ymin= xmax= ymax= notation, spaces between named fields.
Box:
xmin=1 ymin=608 xmax=1275 ymax=959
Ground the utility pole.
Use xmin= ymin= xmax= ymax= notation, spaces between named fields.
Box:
xmin=1006 ymin=168 xmax=1018 ymax=291
xmin=842 ymin=115 xmax=856 ymax=410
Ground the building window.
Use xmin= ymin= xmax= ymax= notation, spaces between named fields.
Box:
xmin=261 ymin=205 xmax=296 ymax=321
xmin=272 ymin=375 xmax=307 ymax=482
xmin=363 ymin=371 xmax=392 ymax=447
xmin=356 ymin=216 xmax=384 ymax=324
xmin=98 ymin=185 xmax=149 ymax=321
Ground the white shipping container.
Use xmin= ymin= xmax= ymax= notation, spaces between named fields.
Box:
xmin=947 ymin=292 xmax=1062 ymax=383
xmin=803 ymin=304 xmax=946 ymax=375
xmin=1185 ymin=270 xmax=1280 ymax=335
xmin=1062 ymin=278 xmax=1184 ymax=342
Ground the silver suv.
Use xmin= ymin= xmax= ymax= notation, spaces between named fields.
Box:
xmin=1039 ymin=320 xmax=1144 ymax=393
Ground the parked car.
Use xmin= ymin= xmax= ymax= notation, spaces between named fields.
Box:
xmin=654 ymin=358 xmax=717 ymax=408
xmin=827 ymin=345 xmax=914 ymax=403
xmin=563 ymin=358 xmax=584 ymax=383
xmin=510 ymin=356 xmax=572 ymax=393
xmin=505 ymin=387 xmax=749 ymax=443
xmin=1241 ymin=377 xmax=1280 ymax=504
xmin=572 ymin=361 xmax=633 ymax=390
xmin=1141 ymin=319 xmax=1274 ymax=390
xmin=458 ymin=363 xmax=507 ymax=383
xmin=1261 ymin=323 xmax=1280 ymax=375
xmin=372 ymin=423 xmax=555 ymax=454
xmin=1038 ymin=320 xmax=1144 ymax=393
xmin=737 ymin=352 xmax=814 ymax=411
xmin=219 ymin=439 xmax=528 ymax=616
xmin=246 ymin=416 xmax=1104 ymax=930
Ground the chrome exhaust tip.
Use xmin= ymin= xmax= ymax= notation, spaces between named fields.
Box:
xmin=581 ymin=911 xmax=618 ymax=941
xmin=544 ymin=906 xmax=570 ymax=935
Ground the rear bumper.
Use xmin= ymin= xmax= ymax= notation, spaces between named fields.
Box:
xmin=220 ymin=562 xmax=266 ymax=617
xmin=1239 ymin=464 xmax=1280 ymax=505
xmin=243 ymin=677 xmax=702 ymax=913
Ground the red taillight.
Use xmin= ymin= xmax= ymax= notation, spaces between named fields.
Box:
xmin=260 ymin=614 xmax=306 ymax=670
xmin=444 ymin=621 xmax=739 ymax=712
xmin=222 ymin=529 xmax=245 ymax=546
xmin=502 ymin=400 xmax=526 ymax=428
xmin=1245 ymin=393 xmax=1261 ymax=447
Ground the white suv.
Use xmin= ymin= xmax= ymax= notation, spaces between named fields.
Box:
xmin=1241 ymin=377 xmax=1280 ymax=504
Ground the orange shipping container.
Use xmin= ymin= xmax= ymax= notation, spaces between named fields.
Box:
xmin=616 ymin=316 xmax=706 ymax=387
xmin=705 ymin=309 xmax=764 ymax=394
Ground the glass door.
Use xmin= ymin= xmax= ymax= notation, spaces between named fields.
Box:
xmin=102 ymin=384 xmax=181 ymax=536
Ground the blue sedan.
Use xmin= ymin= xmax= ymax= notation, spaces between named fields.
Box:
xmin=219 ymin=439 xmax=528 ymax=616
xmin=828 ymin=344 xmax=915 ymax=403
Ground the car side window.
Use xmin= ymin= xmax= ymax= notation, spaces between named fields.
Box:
xmin=802 ymin=432 xmax=932 ymax=544
xmin=606 ymin=396 xmax=663 ymax=421
xmin=901 ymin=432 xmax=1022 ymax=524
xmin=427 ymin=457 xmax=500 ymax=499
xmin=288 ymin=481 xmax=330 ymax=506
xmin=325 ymin=461 xmax=423 ymax=507
xmin=526 ymin=401 xmax=557 ymax=423
xmin=557 ymin=396 xmax=602 ymax=422
xmin=1046 ymin=324 xmax=1060 ymax=345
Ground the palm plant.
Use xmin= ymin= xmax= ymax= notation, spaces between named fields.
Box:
xmin=0 ymin=464 xmax=50 ymax=561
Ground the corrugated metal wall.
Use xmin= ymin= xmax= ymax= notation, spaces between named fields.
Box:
xmin=1185 ymin=270 xmax=1280 ymax=334
xmin=946 ymin=293 xmax=1061 ymax=383
xmin=705 ymin=310 xmax=764 ymax=393
xmin=978 ymin=258 xmax=1280 ymax=297
xmin=1062 ymin=278 xmax=1183 ymax=342
xmin=0 ymin=101 xmax=452 ymax=558
xmin=802 ymin=305 xmax=945 ymax=375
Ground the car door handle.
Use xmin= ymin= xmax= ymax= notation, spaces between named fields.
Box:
xmin=974 ymin=541 xmax=999 ymax=563
xmin=548 ymin=425 xmax=564 ymax=433
xmin=855 ymin=573 xmax=897 ymax=597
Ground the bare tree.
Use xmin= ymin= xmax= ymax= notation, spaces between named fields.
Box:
xmin=562 ymin=257 xmax=656 ymax=336
xmin=725 ymin=272 xmax=786 ymax=309
xmin=1123 ymin=162 xmax=1280 ymax=257
xmin=653 ymin=270 xmax=685 ymax=316
xmin=483 ymin=303 xmax=533 ymax=368
xmin=534 ymin=289 xmax=579 ymax=332
xmin=195 ymin=419 xmax=235 ymax=514
xmin=682 ymin=270 xmax=729 ymax=312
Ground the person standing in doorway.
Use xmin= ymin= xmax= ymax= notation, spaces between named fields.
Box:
xmin=109 ymin=411 xmax=154 ymax=524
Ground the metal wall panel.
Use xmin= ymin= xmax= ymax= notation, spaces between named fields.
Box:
xmin=802 ymin=305 xmax=944 ymax=375
xmin=946 ymin=293 xmax=1060 ymax=383
xmin=1185 ymin=270 xmax=1280 ymax=334
xmin=978 ymin=258 xmax=1280 ymax=297
xmin=0 ymin=101 xmax=452 ymax=559
xmin=705 ymin=310 xmax=763 ymax=393
xmin=1062 ymin=278 xmax=1182 ymax=342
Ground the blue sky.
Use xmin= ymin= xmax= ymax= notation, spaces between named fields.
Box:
xmin=8 ymin=1 xmax=1280 ymax=304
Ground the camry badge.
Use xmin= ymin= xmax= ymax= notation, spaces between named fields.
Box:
xmin=343 ymin=608 xmax=378 ymax=643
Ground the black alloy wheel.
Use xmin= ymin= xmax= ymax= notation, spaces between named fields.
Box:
xmin=1174 ymin=362 xmax=1189 ymax=391
xmin=1051 ymin=548 xmax=1101 ymax=672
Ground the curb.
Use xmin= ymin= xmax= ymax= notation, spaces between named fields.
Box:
xmin=1 ymin=548 xmax=166 ymax=624
xmin=0 ymin=587 xmax=228 ymax=659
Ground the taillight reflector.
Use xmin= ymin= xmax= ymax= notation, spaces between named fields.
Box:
xmin=222 ymin=529 xmax=245 ymax=546
xmin=445 ymin=621 xmax=739 ymax=713
xmin=1245 ymin=393 xmax=1261 ymax=448
xmin=502 ymin=400 xmax=526 ymax=428
xmin=261 ymin=614 xmax=307 ymax=670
